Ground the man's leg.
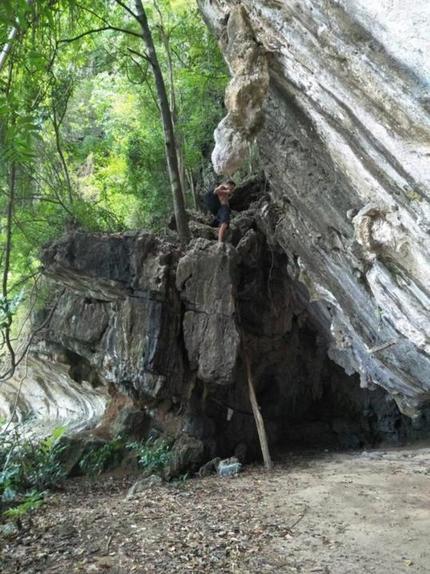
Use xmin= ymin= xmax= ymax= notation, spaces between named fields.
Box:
xmin=218 ymin=223 xmax=228 ymax=243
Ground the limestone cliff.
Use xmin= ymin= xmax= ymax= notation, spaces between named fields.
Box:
xmin=3 ymin=183 xmax=429 ymax=472
xmin=1 ymin=2 xmax=430 ymax=470
xmin=199 ymin=0 xmax=430 ymax=415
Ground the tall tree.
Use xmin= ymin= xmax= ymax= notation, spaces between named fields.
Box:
xmin=119 ymin=0 xmax=190 ymax=244
xmin=0 ymin=0 xmax=227 ymax=375
xmin=153 ymin=0 xmax=186 ymax=197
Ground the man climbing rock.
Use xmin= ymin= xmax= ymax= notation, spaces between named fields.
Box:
xmin=213 ymin=180 xmax=235 ymax=242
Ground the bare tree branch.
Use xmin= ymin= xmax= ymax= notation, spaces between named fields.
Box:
xmin=127 ymin=46 xmax=151 ymax=63
xmin=58 ymin=26 xmax=142 ymax=44
xmin=113 ymin=0 xmax=139 ymax=22
xmin=0 ymin=289 xmax=66 ymax=382
xmin=9 ymin=271 xmax=41 ymax=294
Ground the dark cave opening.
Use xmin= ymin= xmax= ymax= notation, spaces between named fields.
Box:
xmin=204 ymin=238 xmax=430 ymax=462
xmin=207 ymin=327 xmax=423 ymax=463
xmin=257 ymin=354 xmax=404 ymax=452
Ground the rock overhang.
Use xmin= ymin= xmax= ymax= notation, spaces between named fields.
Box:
xmin=199 ymin=0 xmax=430 ymax=414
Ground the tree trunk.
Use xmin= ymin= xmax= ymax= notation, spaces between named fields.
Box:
xmin=52 ymin=107 xmax=74 ymax=205
xmin=187 ymin=168 xmax=197 ymax=209
xmin=1 ymin=163 xmax=17 ymax=380
xmin=165 ymin=45 xmax=187 ymax=203
xmin=0 ymin=0 xmax=35 ymax=74
xmin=153 ymin=0 xmax=188 ymax=201
xmin=134 ymin=0 xmax=190 ymax=245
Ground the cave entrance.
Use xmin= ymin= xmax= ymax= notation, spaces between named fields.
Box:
xmin=257 ymin=351 xmax=382 ymax=453
xmin=199 ymin=315 xmax=428 ymax=464
xmin=226 ymin=238 xmax=427 ymax=461
xmin=251 ymin=319 xmax=430 ymax=459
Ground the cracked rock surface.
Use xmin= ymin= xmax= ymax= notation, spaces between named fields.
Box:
xmin=3 ymin=191 xmax=429 ymax=463
xmin=200 ymin=0 xmax=430 ymax=414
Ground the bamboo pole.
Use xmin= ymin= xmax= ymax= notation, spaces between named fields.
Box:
xmin=243 ymin=347 xmax=273 ymax=471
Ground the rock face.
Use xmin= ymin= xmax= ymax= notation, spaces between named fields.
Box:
xmin=0 ymin=353 xmax=107 ymax=434
xmin=5 ymin=183 xmax=424 ymax=468
xmin=42 ymin=231 xmax=184 ymax=402
xmin=177 ymin=239 xmax=240 ymax=385
xmin=211 ymin=5 xmax=269 ymax=175
xmin=2 ymin=177 xmax=429 ymax=468
xmin=199 ymin=0 xmax=430 ymax=415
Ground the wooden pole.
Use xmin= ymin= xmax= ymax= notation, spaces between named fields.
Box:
xmin=243 ymin=348 xmax=273 ymax=471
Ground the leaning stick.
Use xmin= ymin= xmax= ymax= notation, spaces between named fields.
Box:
xmin=243 ymin=347 xmax=273 ymax=471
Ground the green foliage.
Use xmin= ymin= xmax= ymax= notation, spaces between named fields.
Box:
xmin=23 ymin=427 xmax=67 ymax=490
xmin=127 ymin=437 xmax=171 ymax=474
xmin=0 ymin=425 xmax=67 ymax=495
xmin=0 ymin=291 xmax=24 ymax=331
xmin=78 ymin=437 xmax=125 ymax=477
xmin=0 ymin=0 xmax=228 ymax=360
xmin=3 ymin=490 xmax=44 ymax=520
xmin=0 ymin=425 xmax=67 ymax=519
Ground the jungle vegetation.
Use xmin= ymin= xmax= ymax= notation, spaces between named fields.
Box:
xmin=0 ymin=0 xmax=228 ymax=378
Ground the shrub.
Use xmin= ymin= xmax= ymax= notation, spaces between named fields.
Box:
xmin=127 ymin=437 xmax=171 ymax=474
xmin=3 ymin=490 xmax=44 ymax=522
xmin=0 ymin=425 xmax=67 ymax=519
xmin=78 ymin=436 xmax=125 ymax=476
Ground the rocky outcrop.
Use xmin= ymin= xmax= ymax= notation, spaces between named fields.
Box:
xmin=0 ymin=353 xmax=106 ymax=434
xmin=199 ymin=0 xmax=430 ymax=415
xmin=2 ymin=187 xmax=429 ymax=469
xmin=41 ymin=231 xmax=184 ymax=402
xmin=2 ymin=3 xmax=430 ymax=468
xmin=211 ymin=5 xmax=269 ymax=174
xmin=177 ymin=239 xmax=240 ymax=385
xmin=2 ymin=160 xmax=430 ymax=465
xmin=2 ymin=184 xmax=424 ymax=464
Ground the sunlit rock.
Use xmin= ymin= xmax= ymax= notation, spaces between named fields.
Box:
xmin=0 ymin=354 xmax=107 ymax=435
xmin=211 ymin=5 xmax=269 ymax=175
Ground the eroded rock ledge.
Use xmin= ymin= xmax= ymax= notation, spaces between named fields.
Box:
xmin=199 ymin=0 xmax=430 ymax=415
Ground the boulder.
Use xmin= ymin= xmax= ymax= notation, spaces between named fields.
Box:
xmin=164 ymin=435 xmax=205 ymax=480
xmin=176 ymin=239 xmax=240 ymax=385
xmin=217 ymin=457 xmax=242 ymax=477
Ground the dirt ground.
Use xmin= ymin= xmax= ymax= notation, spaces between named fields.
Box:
xmin=1 ymin=446 xmax=429 ymax=573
